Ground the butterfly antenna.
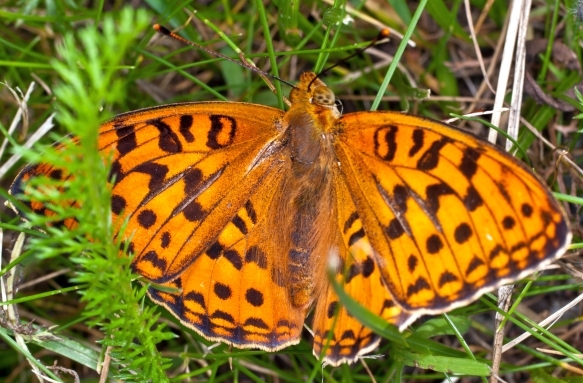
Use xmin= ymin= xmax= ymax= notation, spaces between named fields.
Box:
xmin=308 ymin=28 xmax=390 ymax=90
xmin=154 ymin=24 xmax=297 ymax=89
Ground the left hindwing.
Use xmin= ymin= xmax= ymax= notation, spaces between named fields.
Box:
xmin=333 ymin=111 xmax=570 ymax=317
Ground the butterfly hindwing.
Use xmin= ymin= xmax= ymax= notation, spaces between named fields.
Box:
xmin=311 ymin=171 xmax=409 ymax=365
xmin=148 ymin=165 xmax=308 ymax=351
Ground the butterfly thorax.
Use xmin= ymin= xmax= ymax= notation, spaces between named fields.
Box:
xmin=275 ymin=71 xmax=341 ymax=308
xmin=286 ymin=72 xmax=340 ymax=171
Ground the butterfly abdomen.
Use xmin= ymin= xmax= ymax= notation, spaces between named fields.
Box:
xmin=283 ymin=161 xmax=336 ymax=309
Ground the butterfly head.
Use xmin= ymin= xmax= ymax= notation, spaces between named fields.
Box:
xmin=290 ymin=71 xmax=341 ymax=119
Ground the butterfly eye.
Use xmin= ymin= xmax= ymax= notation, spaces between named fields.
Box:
xmin=335 ymin=99 xmax=344 ymax=115
xmin=312 ymin=86 xmax=336 ymax=106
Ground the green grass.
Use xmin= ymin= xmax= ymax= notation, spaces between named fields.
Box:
xmin=0 ymin=1 xmax=582 ymax=382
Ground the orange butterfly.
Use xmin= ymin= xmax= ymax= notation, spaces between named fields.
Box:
xmin=10 ymin=38 xmax=571 ymax=367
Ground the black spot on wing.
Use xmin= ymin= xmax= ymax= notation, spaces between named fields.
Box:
xmin=489 ymin=245 xmax=503 ymax=261
xmin=502 ymin=216 xmax=515 ymax=229
xmin=150 ymin=119 xmax=183 ymax=153
xmin=327 ymin=301 xmax=338 ymax=318
xmin=115 ymin=125 xmax=135 ymax=139
xmin=244 ymin=317 xmax=269 ymax=330
xmin=115 ymin=126 xmax=137 ymax=155
xmin=377 ymin=183 xmax=412 ymax=239
xmin=208 ymin=115 xmax=237 ymax=149
xmin=142 ymin=250 xmax=167 ymax=271
xmin=214 ymin=282 xmax=232 ymax=300
xmin=521 ymin=203 xmax=533 ymax=217
xmin=361 ymin=256 xmax=375 ymax=277
xmin=409 ymin=129 xmax=424 ymax=157
xmin=382 ymin=299 xmax=395 ymax=309
xmin=385 ymin=218 xmax=405 ymax=239
xmin=408 ymin=255 xmax=418 ymax=273
xmin=454 ymin=222 xmax=473 ymax=244
xmin=182 ymin=201 xmax=205 ymax=222
xmin=49 ymin=169 xmax=62 ymax=180
xmin=179 ymin=115 xmax=195 ymax=142
xmin=393 ymin=184 xmax=409 ymax=212
xmin=417 ymin=137 xmax=450 ymax=170
xmin=206 ymin=241 xmax=224 ymax=260
xmin=224 ymin=250 xmax=243 ymax=270
xmin=466 ymin=256 xmax=484 ymax=276
xmin=373 ymin=125 xmax=398 ymax=161
xmin=210 ymin=310 xmax=235 ymax=323
xmin=346 ymin=264 xmax=360 ymax=283
xmin=184 ymin=168 xmax=204 ymax=195
xmin=343 ymin=211 xmax=359 ymax=233
xmin=244 ymin=200 xmax=257 ymax=224
xmin=407 ymin=277 xmax=430 ymax=297
xmin=345 ymin=257 xmax=375 ymax=284
xmin=426 ymin=234 xmax=443 ymax=254
xmin=463 ymin=185 xmax=483 ymax=211
xmin=137 ymin=209 xmax=157 ymax=229
xmin=185 ymin=291 xmax=206 ymax=309
xmin=340 ymin=330 xmax=355 ymax=340
xmin=438 ymin=271 xmax=459 ymax=287
xmin=109 ymin=160 xmax=124 ymax=184
xmin=160 ymin=232 xmax=171 ymax=248
xmin=497 ymin=181 xmax=512 ymax=204
xmin=134 ymin=162 xmax=169 ymax=191
xmin=541 ymin=210 xmax=552 ymax=226
xmin=173 ymin=166 xmax=225 ymax=222
xmin=231 ymin=215 xmax=248 ymax=235
xmin=459 ymin=147 xmax=481 ymax=179
xmin=245 ymin=288 xmax=264 ymax=307
xmin=425 ymin=183 xmax=455 ymax=215
xmin=510 ymin=241 xmax=527 ymax=254
xmin=348 ymin=227 xmax=365 ymax=247
xmin=111 ymin=194 xmax=126 ymax=215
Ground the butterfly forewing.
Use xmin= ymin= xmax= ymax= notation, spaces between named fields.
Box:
xmin=335 ymin=112 xmax=570 ymax=316
xmin=96 ymin=102 xmax=286 ymax=283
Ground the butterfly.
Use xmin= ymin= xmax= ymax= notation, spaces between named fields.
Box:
xmin=9 ymin=46 xmax=571 ymax=367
